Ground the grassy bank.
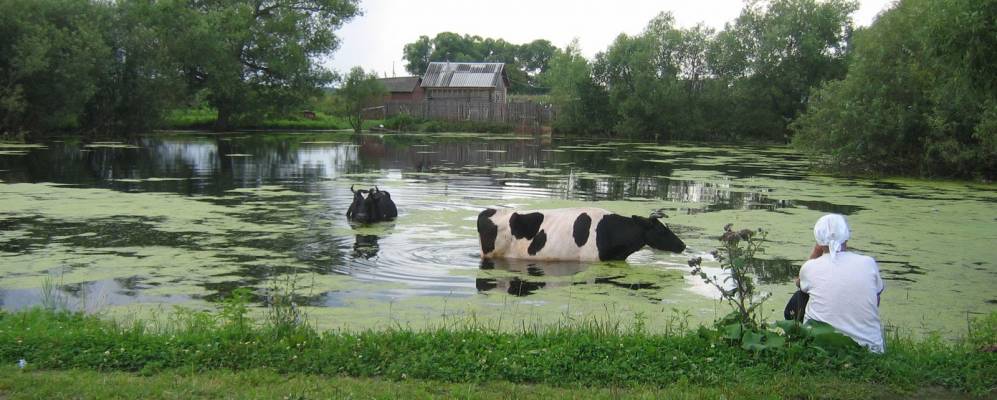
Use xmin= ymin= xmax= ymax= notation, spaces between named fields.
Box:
xmin=1 ymin=308 xmax=993 ymax=398
xmin=162 ymin=108 xmax=518 ymax=133
xmin=0 ymin=366 xmax=974 ymax=400
xmin=162 ymin=109 xmax=372 ymax=131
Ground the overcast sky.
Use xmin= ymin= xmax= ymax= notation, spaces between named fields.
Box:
xmin=324 ymin=0 xmax=897 ymax=77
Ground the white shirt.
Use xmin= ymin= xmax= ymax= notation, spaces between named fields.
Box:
xmin=800 ymin=251 xmax=886 ymax=353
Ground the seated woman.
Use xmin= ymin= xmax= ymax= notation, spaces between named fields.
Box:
xmin=788 ymin=214 xmax=886 ymax=353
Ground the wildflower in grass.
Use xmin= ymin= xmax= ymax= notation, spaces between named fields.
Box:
xmin=18 ymin=359 xmax=26 ymax=369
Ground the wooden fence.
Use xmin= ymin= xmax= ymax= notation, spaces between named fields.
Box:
xmin=379 ymin=100 xmax=555 ymax=134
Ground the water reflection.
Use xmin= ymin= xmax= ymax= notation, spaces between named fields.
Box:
xmin=476 ymin=259 xmax=664 ymax=298
xmin=353 ymin=234 xmax=380 ymax=259
xmin=0 ymin=133 xmax=852 ymax=217
xmin=0 ymin=277 xmax=189 ymax=312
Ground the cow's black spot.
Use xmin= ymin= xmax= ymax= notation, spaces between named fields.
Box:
xmin=528 ymin=229 xmax=547 ymax=255
xmin=477 ymin=209 xmax=499 ymax=255
xmin=595 ymin=214 xmax=645 ymax=261
xmin=572 ymin=213 xmax=591 ymax=247
xmin=510 ymin=212 xmax=544 ymax=240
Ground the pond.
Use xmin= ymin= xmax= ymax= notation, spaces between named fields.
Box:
xmin=1 ymin=132 xmax=994 ymax=337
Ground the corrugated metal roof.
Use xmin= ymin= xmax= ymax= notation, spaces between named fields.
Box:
xmin=377 ymin=76 xmax=421 ymax=93
xmin=421 ymin=62 xmax=505 ymax=88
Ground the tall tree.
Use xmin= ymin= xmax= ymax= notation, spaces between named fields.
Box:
xmin=83 ymin=0 xmax=186 ymax=134
xmin=543 ymin=39 xmax=612 ymax=135
xmin=792 ymin=0 xmax=997 ymax=178
xmin=0 ymin=0 xmax=110 ymax=135
xmin=712 ymin=0 xmax=858 ymax=140
xmin=333 ymin=67 xmax=386 ymax=133
xmin=162 ymin=0 xmax=360 ymax=131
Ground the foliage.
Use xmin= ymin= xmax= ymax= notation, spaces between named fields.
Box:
xmin=546 ymin=1 xmax=856 ymax=142
xmin=0 ymin=0 xmax=359 ymax=137
xmin=82 ymin=0 xmax=187 ymax=135
xmin=543 ymin=40 xmax=613 ymax=135
xmin=163 ymin=108 xmax=354 ymax=130
xmin=792 ymin=0 xmax=997 ymax=179
xmin=331 ymin=67 xmax=387 ymax=133
xmin=0 ymin=0 xmax=111 ymax=136
xmin=0 ymin=307 xmax=993 ymax=395
xmin=402 ymin=33 xmax=557 ymax=94
xmin=713 ymin=0 xmax=857 ymax=141
xmin=160 ymin=0 xmax=360 ymax=131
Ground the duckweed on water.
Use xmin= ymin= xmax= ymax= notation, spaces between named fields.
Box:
xmin=0 ymin=134 xmax=993 ymax=338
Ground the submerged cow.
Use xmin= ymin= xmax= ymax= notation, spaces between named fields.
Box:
xmin=347 ymin=185 xmax=398 ymax=223
xmin=477 ymin=208 xmax=685 ymax=261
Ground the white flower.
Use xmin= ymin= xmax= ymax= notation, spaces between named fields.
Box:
xmin=18 ymin=359 xmax=26 ymax=369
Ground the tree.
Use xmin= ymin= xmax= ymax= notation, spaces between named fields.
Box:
xmin=83 ymin=0 xmax=186 ymax=134
xmin=161 ymin=0 xmax=360 ymax=131
xmin=402 ymin=35 xmax=432 ymax=76
xmin=543 ymin=39 xmax=612 ymax=135
xmin=792 ymin=0 xmax=997 ymax=178
xmin=333 ymin=67 xmax=386 ymax=133
xmin=712 ymin=0 xmax=858 ymax=140
xmin=0 ymin=0 xmax=110 ymax=136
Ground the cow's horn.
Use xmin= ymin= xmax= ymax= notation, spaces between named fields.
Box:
xmin=350 ymin=184 xmax=356 ymax=193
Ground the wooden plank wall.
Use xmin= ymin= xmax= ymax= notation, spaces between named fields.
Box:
xmin=384 ymin=100 xmax=555 ymax=134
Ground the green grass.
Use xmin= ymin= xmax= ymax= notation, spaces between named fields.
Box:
xmin=162 ymin=108 xmax=370 ymax=131
xmin=1 ymin=308 xmax=994 ymax=398
xmin=1 ymin=366 xmax=967 ymax=400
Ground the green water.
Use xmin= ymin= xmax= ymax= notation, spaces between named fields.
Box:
xmin=0 ymin=133 xmax=993 ymax=336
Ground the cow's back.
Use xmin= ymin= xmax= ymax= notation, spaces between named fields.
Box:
xmin=479 ymin=208 xmax=611 ymax=261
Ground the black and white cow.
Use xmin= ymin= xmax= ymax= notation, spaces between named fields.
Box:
xmin=477 ymin=207 xmax=685 ymax=261
xmin=346 ymin=185 xmax=398 ymax=223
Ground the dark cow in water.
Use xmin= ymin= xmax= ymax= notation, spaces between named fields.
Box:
xmin=477 ymin=208 xmax=685 ymax=261
xmin=347 ymin=185 xmax=398 ymax=223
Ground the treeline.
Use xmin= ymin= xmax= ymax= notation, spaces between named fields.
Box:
xmin=0 ymin=0 xmax=360 ymax=136
xmin=535 ymin=0 xmax=995 ymax=178
xmin=792 ymin=0 xmax=996 ymax=178
xmin=542 ymin=1 xmax=856 ymax=142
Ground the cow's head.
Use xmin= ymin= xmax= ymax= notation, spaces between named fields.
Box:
xmin=347 ymin=185 xmax=377 ymax=223
xmin=633 ymin=215 xmax=686 ymax=253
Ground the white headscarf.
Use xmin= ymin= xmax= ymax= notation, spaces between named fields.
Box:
xmin=813 ymin=214 xmax=850 ymax=261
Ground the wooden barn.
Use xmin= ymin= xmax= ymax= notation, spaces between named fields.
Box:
xmin=420 ymin=62 xmax=509 ymax=104
xmin=377 ymin=76 xmax=424 ymax=101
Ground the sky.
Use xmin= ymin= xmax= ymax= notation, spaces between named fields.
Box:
xmin=324 ymin=0 xmax=897 ymax=77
